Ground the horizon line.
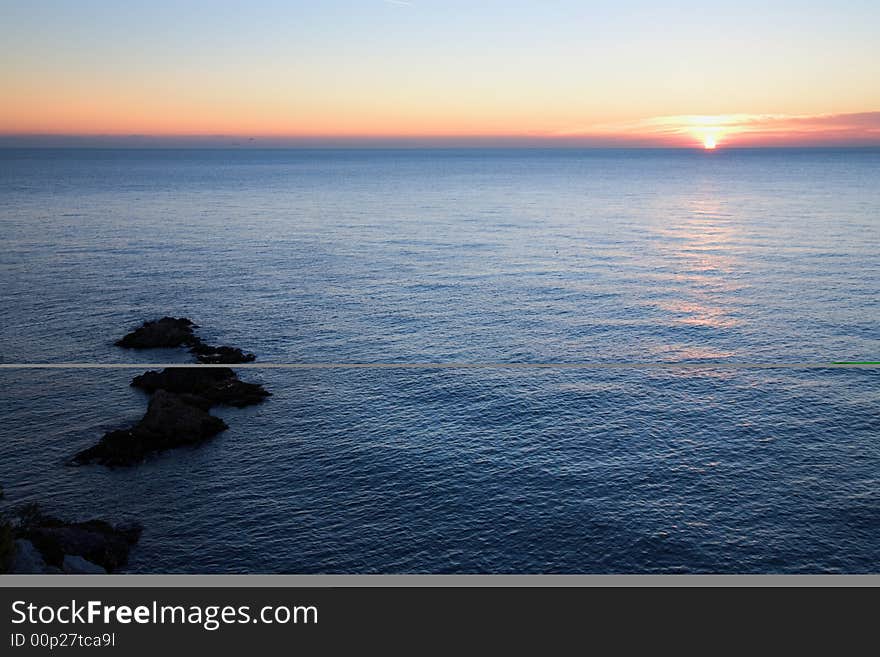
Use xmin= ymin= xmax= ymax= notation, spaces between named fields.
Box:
xmin=3 ymin=142 xmax=880 ymax=151
xmin=5 ymin=111 xmax=880 ymax=149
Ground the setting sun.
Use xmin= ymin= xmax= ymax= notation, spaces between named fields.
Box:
xmin=688 ymin=120 xmax=727 ymax=150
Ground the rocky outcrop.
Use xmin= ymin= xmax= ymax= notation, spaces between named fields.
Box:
xmin=115 ymin=317 xmax=198 ymax=349
xmin=8 ymin=505 xmax=141 ymax=573
xmin=74 ymin=317 xmax=269 ymax=467
xmin=72 ymin=390 xmax=229 ymax=466
xmin=5 ymin=315 xmax=270 ymax=572
xmin=116 ymin=317 xmax=256 ymax=363
xmin=131 ymin=367 xmax=270 ymax=407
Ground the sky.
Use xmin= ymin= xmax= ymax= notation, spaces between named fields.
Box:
xmin=1 ymin=0 xmax=879 ymax=147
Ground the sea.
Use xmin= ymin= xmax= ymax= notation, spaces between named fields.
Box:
xmin=1 ymin=147 xmax=878 ymax=573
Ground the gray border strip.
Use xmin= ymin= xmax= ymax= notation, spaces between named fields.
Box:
xmin=1 ymin=363 xmax=878 ymax=370
xmin=2 ymin=575 xmax=880 ymax=587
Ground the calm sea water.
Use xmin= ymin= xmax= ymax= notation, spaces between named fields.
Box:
xmin=1 ymin=148 xmax=878 ymax=573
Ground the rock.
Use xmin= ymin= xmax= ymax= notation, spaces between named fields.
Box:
xmin=115 ymin=317 xmax=257 ymax=365
xmin=136 ymin=390 xmax=225 ymax=436
xmin=63 ymin=554 xmax=107 ymax=574
xmin=72 ymin=390 xmax=229 ymax=466
xmin=189 ymin=343 xmax=256 ymax=364
xmin=101 ymin=317 xmax=268 ymax=466
xmin=19 ymin=514 xmax=141 ymax=572
xmin=115 ymin=317 xmax=198 ymax=349
xmin=131 ymin=368 xmax=270 ymax=407
xmin=9 ymin=539 xmax=48 ymax=574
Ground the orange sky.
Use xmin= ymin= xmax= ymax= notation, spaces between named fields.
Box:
xmin=2 ymin=1 xmax=880 ymax=147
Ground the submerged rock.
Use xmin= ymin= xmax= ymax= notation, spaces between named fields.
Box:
xmin=131 ymin=367 xmax=270 ymax=407
xmin=72 ymin=390 xmax=229 ymax=466
xmin=189 ymin=343 xmax=256 ymax=364
xmin=115 ymin=317 xmax=198 ymax=349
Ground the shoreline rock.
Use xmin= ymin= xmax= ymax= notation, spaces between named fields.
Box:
xmin=6 ymin=504 xmax=141 ymax=574
xmin=72 ymin=390 xmax=229 ymax=467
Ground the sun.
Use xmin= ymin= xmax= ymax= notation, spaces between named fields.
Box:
xmin=688 ymin=119 xmax=726 ymax=149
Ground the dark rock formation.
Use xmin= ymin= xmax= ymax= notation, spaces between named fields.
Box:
xmin=131 ymin=367 xmax=270 ymax=407
xmin=72 ymin=390 xmax=228 ymax=466
xmin=116 ymin=316 xmax=256 ymax=363
xmin=115 ymin=317 xmax=198 ymax=349
xmin=15 ymin=505 xmax=141 ymax=573
xmin=80 ymin=317 xmax=269 ymax=467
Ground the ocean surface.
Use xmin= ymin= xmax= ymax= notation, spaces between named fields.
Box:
xmin=0 ymin=147 xmax=878 ymax=573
